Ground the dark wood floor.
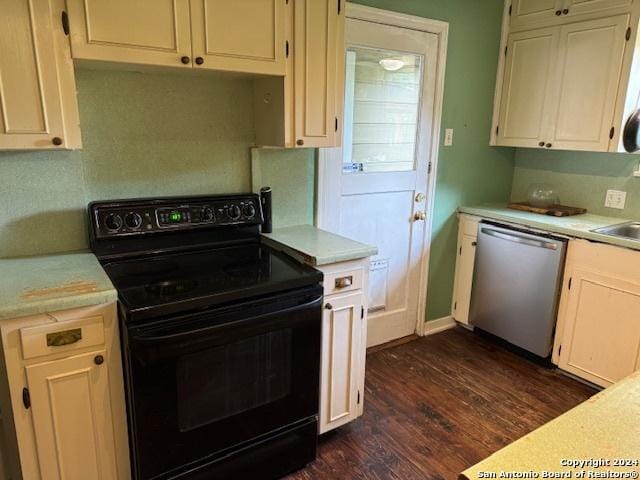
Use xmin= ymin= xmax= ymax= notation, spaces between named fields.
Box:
xmin=287 ymin=327 xmax=596 ymax=480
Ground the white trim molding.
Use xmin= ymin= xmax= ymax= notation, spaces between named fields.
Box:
xmin=424 ymin=316 xmax=457 ymax=336
xmin=317 ymin=3 xmax=449 ymax=339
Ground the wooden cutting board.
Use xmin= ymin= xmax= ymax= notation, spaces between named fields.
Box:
xmin=508 ymin=202 xmax=587 ymax=217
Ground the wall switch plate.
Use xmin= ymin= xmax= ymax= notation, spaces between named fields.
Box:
xmin=444 ymin=128 xmax=454 ymax=146
xmin=605 ymin=189 xmax=627 ymax=209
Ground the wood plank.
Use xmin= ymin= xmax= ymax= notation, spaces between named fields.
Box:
xmin=286 ymin=328 xmax=595 ymax=480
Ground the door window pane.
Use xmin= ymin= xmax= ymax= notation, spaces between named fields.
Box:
xmin=343 ymin=47 xmax=423 ymax=174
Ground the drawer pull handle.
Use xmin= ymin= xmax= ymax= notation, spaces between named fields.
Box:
xmin=335 ymin=276 xmax=353 ymax=289
xmin=46 ymin=328 xmax=82 ymax=347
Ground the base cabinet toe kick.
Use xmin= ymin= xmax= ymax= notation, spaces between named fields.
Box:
xmin=452 ymin=213 xmax=640 ymax=388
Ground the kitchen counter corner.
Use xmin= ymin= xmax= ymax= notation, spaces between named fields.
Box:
xmin=0 ymin=251 xmax=117 ymax=320
xmin=262 ymin=225 xmax=378 ymax=266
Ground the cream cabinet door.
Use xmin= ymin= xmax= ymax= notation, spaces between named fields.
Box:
xmin=497 ymin=28 xmax=560 ymax=148
xmin=510 ymin=0 xmax=564 ymax=29
xmin=558 ymin=270 xmax=640 ymax=387
xmin=319 ymin=291 xmax=363 ymax=434
xmin=565 ymin=0 xmax=633 ymax=17
xmin=0 ymin=0 xmax=79 ymax=150
xmin=66 ymin=0 xmax=192 ymax=68
xmin=545 ymin=15 xmax=629 ymax=151
xmin=25 ymin=350 xmax=119 ymax=480
xmin=190 ymin=0 xmax=286 ymax=75
xmin=451 ymin=216 xmax=479 ymax=325
xmin=293 ymin=0 xmax=342 ymax=148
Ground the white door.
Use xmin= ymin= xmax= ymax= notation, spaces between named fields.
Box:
xmin=320 ymin=16 xmax=440 ymax=347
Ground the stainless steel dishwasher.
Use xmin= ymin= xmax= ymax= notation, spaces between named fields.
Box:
xmin=469 ymin=222 xmax=567 ymax=358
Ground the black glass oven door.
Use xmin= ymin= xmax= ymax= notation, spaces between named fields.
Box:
xmin=124 ymin=286 xmax=322 ymax=480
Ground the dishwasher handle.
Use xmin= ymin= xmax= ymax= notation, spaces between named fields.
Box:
xmin=480 ymin=227 xmax=559 ymax=250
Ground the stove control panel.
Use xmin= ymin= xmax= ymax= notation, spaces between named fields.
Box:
xmin=91 ymin=195 xmax=262 ymax=238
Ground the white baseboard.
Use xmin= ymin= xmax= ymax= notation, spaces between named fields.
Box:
xmin=424 ymin=316 xmax=457 ymax=336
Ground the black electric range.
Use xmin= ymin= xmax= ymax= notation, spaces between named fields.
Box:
xmin=89 ymin=194 xmax=323 ymax=480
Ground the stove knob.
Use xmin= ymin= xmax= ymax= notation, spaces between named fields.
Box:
xmin=228 ymin=205 xmax=242 ymax=221
xmin=104 ymin=213 xmax=122 ymax=232
xmin=125 ymin=212 xmax=143 ymax=229
xmin=201 ymin=206 xmax=214 ymax=222
xmin=243 ymin=203 xmax=256 ymax=218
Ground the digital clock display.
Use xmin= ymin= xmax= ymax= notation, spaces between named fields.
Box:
xmin=169 ymin=212 xmax=182 ymax=222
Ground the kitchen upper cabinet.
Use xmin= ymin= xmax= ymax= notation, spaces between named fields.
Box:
xmin=451 ymin=215 xmax=479 ymax=325
xmin=26 ymin=350 xmax=120 ymax=480
xmin=293 ymin=0 xmax=341 ymax=147
xmin=510 ymin=0 xmax=564 ymax=29
xmin=554 ymin=240 xmax=640 ymax=388
xmin=496 ymin=28 xmax=559 ymax=148
xmin=189 ymin=0 xmax=286 ymax=76
xmin=66 ymin=0 xmax=193 ymax=68
xmin=254 ymin=0 xmax=345 ymax=148
xmin=545 ymin=15 xmax=628 ymax=151
xmin=0 ymin=0 xmax=80 ymax=150
xmin=564 ymin=0 xmax=633 ymax=18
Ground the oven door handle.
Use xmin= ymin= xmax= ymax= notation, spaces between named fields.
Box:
xmin=129 ymin=295 xmax=322 ymax=345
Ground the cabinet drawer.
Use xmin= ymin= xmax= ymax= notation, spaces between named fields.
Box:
xmin=459 ymin=215 xmax=480 ymax=237
xmin=323 ymin=268 xmax=363 ymax=296
xmin=20 ymin=316 xmax=105 ymax=360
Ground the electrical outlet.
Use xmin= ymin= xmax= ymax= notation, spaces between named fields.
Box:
xmin=605 ymin=189 xmax=627 ymax=209
xmin=444 ymin=128 xmax=454 ymax=146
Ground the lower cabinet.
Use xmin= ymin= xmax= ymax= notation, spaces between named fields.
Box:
xmin=554 ymin=240 xmax=640 ymax=387
xmin=451 ymin=214 xmax=480 ymax=325
xmin=0 ymin=303 xmax=130 ymax=479
xmin=317 ymin=259 xmax=368 ymax=434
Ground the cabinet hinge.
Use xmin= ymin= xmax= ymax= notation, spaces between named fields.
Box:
xmin=459 ymin=246 xmax=462 ymax=255
xmin=626 ymin=27 xmax=632 ymax=41
xmin=338 ymin=0 xmax=342 ymax=15
xmin=454 ymin=301 xmax=457 ymax=311
xmin=508 ymin=4 xmax=512 ymax=15
xmin=361 ymin=306 xmax=364 ymax=319
xmin=558 ymin=344 xmax=562 ymax=356
xmin=428 ymin=161 xmax=432 ymax=174
xmin=496 ymin=125 xmax=499 ymax=136
xmin=609 ymin=126 xmax=615 ymax=139
xmin=61 ymin=11 xmax=70 ymax=36
xmin=22 ymin=388 xmax=31 ymax=409
xmin=357 ymin=390 xmax=361 ymax=404
xmin=335 ymin=117 xmax=339 ymax=132
xmin=568 ymin=277 xmax=572 ymax=290
xmin=504 ymin=45 xmax=508 ymax=56
xmin=285 ymin=40 xmax=289 ymax=58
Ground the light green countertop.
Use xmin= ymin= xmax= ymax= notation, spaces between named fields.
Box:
xmin=460 ymin=204 xmax=640 ymax=250
xmin=262 ymin=225 xmax=378 ymax=266
xmin=460 ymin=372 xmax=640 ymax=479
xmin=0 ymin=252 xmax=117 ymax=320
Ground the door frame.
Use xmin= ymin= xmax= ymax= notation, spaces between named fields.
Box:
xmin=316 ymin=3 xmax=449 ymax=337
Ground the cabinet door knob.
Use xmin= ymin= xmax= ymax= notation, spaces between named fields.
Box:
xmin=545 ymin=143 xmax=552 ymax=148
xmin=538 ymin=141 xmax=545 ymax=147
xmin=195 ymin=57 xmax=204 ymax=65
xmin=94 ymin=355 xmax=104 ymax=365
xmin=180 ymin=56 xmax=190 ymax=64
xmin=562 ymin=8 xmax=569 ymax=14
xmin=555 ymin=9 xmax=562 ymax=15
xmin=325 ymin=303 xmax=333 ymax=310
xmin=296 ymin=139 xmax=304 ymax=146
xmin=52 ymin=137 xmax=63 ymax=146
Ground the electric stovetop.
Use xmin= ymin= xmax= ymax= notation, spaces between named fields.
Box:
xmin=102 ymin=243 xmax=322 ymax=318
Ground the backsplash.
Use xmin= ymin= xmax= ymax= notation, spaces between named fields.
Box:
xmin=0 ymin=69 xmax=311 ymax=258
xmin=512 ymin=149 xmax=640 ymax=218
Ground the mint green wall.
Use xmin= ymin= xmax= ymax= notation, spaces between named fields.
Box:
xmin=513 ymin=149 xmax=640 ymax=218
xmin=0 ymin=69 xmax=256 ymax=258
xmin=350 ymin=0 xmax=515 ymax=321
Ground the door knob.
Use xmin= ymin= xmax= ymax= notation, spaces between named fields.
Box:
xmin=413 ymin=211 xmax=426 ymax=221
xmin=415 ymin=193 xmax=426 ymax=202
